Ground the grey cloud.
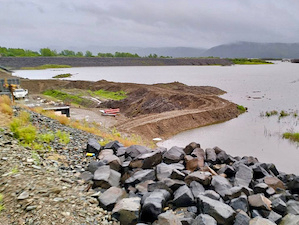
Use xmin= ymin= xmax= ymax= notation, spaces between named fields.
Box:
xmin=1 ymin=0 xmax=299 ymax=50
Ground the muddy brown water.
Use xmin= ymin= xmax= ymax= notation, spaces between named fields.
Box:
xmin=14 ymin=61 xmax=299 ymax=173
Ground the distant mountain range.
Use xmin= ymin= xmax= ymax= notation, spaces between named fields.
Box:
xmin=200 ymin=42 xmax=299 ymax=58
xmin=52 ymin=42 xmax=299 ymax=58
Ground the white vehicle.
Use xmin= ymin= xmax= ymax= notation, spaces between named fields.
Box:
xmin=13 ymin=88 xmax=28 ymax=99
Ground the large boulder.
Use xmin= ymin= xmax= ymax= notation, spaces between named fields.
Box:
xmin=211 ymin=175 xmax=232 ymax=198
xmin=93 ymin=165 xmax=121 ymax=188
xmin=98 ymin=187 xmax=127 ymax=210
xmin=230 ymin=195 xmax=249 ymax=213
xmin=156 ymin=163 xmax=185 ymax=181
xmin=86 ymin=160 xmax=105 ymax=174
xmin=86 ymin=138 xmax=102 ymax=155
xmin=233 ymin=210 xmax=250 ymax=225
xmin=205 ymin=148 xmax=217 ymax=163
xmin=125 ymin=169 xmax=156 ymax=186
xmin=287 ymin=200 xmax=299 ymax=215
xmin=153 ymin=210 xmax=183 ymax=225
xmin=190 ymin=181 xmax=205 ymax=198
xmin=248 ymin=194 xmax=272 ymax=211
xmin=130 ymin=151 xmax=162 ymax=169
xmin=197 ymin=195 xmax=235 ymax=225
xmin=173 ymin=185 xmax=195 ymax=207
xmin=185 ymin=171 xmax=212 ymax=186
xmin=125 ymin=145 xmax=150 ymax=159
xmin=249 ymin=217 xmax=276 ymax=225
xmin=112 ymin=197 xmax=141 ymax=225
xmin=191 ymin=214 xmax=217 ymax=225
xmin=104 ymin=140 xmax=123 ymax=153
xmin=264 ymin=177 xmax=285 ymax=191
xmin=234 ymin=164 xmax=253 ymax=187
xmin=141 ymin=190 xmax=171 ymax=222
xmin=163 ymin=146 xmax=185 ymax=164
xmin=184 ymin=142 xmax=201 ymax=155
xmin=185 ymin=155 xmax=204 ymax=172
xmin=279 ymin=213 xmax=299 ymax=225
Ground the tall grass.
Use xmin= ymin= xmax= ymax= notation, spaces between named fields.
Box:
xmin=0 ymin=95 xmax=13 ymax=115
xmin=283 ymin=132 xmax=299 ymax=143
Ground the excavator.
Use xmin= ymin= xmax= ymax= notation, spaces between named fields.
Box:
xmin=3 ymin=78 xmax=18 ymax=102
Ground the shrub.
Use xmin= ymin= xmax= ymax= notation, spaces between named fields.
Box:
xmin=237 ymin=105 xmax=247 ymax=113
xmin=279 ymin=110 xmax=289 ymax=118
xmin=56 ymin=115 xmax=70 ymax=125
xmin=0 ymin=103 xmax=13 ymax=115
xmin=56 ymin=130 xmax=70 ymax=144
xmin=39 ymin=132 xmax=55 ymax=143
xmin=14 ymin=125 xmax=37 ymax=144
xmin=0 ymin=95 xmax=11 ymax=105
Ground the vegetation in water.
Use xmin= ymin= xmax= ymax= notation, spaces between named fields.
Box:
xmin=283 ymin=132 xmax=299 ymax=143
xmin=229 ymin=58 xmax=273 ymax=65
xmin=52 ymin=73 xmax=72 ymax=79
xmin=264 ymin=110 xmax=278 ymax=117
xmin=237 ymin=105 xmax=247 ymax=113
xmin=20 ymin=64 xmax=72 ymax=70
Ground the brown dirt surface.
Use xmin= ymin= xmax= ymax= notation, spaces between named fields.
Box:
xmin=17 ymin=79 xmax=241 ymax=140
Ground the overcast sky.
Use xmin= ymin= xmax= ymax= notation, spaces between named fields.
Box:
xmin=1 ymin=0 xmax=299 ymax=51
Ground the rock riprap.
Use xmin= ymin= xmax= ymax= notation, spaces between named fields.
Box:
xmin=82 ymin=140 xmax=299 ymax=225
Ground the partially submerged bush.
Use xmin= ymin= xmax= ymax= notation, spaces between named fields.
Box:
xmin=283 ymin=132 xmax=299 ymax=143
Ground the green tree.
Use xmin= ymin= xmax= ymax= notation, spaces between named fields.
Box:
xmin=40 ymin=48 xmax=57 ymax=56
xmin=76 ymin=51 xmax=84 ymax=57
xmin=85 ymin=50 xmax=93 ymax=57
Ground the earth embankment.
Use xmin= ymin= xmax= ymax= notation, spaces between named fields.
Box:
xmin=19 ymin=79 xmax=241 ymax=140
xmin=0 ymin=57 xmax=233 ymax=69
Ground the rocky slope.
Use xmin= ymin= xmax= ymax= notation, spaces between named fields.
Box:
xmin=1 ymin=108 xmax=299 ymax=224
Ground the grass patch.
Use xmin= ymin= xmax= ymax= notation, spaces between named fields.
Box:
xmin=0 ymin=193 xmax=4 ymax=212
xmin=237 ymin=105 xmax=247 ymax=113
xmin=20 ymin=64 xmax=72 ymax=70
xmin=230 ymin=58 xmax=273 ymax=65
xmin=52 ymin=73 xmax=72 ymax=79
xmin=43 ymin=89 xmax=84 ymax=105
xmin=88 ymin=89 xmax=127 ymax=100
xmin=38 ymin=132 xmax=55 ymax=143
xmin=283 ymin=132 xmax=299 ymax=143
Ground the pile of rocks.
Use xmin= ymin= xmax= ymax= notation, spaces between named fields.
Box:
xmin=82 ymin=139 xmax=299 ymax=225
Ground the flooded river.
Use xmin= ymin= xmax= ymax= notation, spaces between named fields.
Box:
xmin=14 ymin=61 xmax=299 ymax=173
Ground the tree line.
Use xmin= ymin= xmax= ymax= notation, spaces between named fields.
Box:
xmin=0 ymin=47 xmax=171 ymax=58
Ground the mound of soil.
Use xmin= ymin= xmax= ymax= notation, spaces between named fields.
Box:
xmin=19 ymin=79 xmax=240 ymax=140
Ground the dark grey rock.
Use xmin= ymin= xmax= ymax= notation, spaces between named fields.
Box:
xmin=197 ymin=195 xmax=235 ymax=225
xmin=230 ymin=195 xmax=248 ymax=212
xmin=271 ymin=197 xmax=287 ymax=215
xmin=87 ymin=161 xmax=105 ymax=174
xmin=191 ymin=214 xmax=217 ymax=225
xmin=98 ymin=187 xmax=127 ymax=210
xmin=229 ymin=186 xmax=253 ymax=199
xmin=163 ymin=178 xmax=186 ymax=191
xmin=205 ymin=148 xmax=216 ymax=163
xmin=93 ymin=165 xmax=121 ymax=188
xmin=234 ymin=164 xmax=253 ymax=187
xmin=79 ymin=171 xmax=93 ymax=182
xmin=253 ymin=183 xmax=269 ymax=194
xmin=125 ymin=145 xmax=150 ymax=159
xmin=156 ymin=163 xmax=185 ymax=181
xmin=185 ymin=171 xmax=212 ymax=186
xmin=163 ymin=146 xmax=185 ymax=164
xmin=249 ymin=217 xmax=276 ymax=225
xmin=130 ymin=151 xmax=162 ymax=169
xmin=267 ymin=210 xmax=282 ymax=224
xmin=211 ymin=175 xmax=232 ymax=198
xmin=148 ymin=181 xmax=173 ymax=194
xmin=184 ymin=142 xmax=201 ymax=155
xmin=125 ymin=169 xmax=155 ymax=186
xmin=116 ymin=147 xmax=127 ymax=157
xmin=216 ymin=150 xmax=229 ymax=164
xmin=190 ymin=181 xmax=205 ymax=198
xmin=217 ymin=165 xmax=235 ymax=177
xmin=171 ymin=169 xmax=186 ymax=180
xmin=104 ymin=140 xmax=123 ymax=152
xmin=203 ymin=190 xmax=220 ymax=201
xmin=153 ymin=210 xmax=183 ymax=225
xmin=233 ymin=210 xmax=250 ymax=225
xmin=112 ymin=197 xmax=141 ymax=225
xmin=251 ymin=163 xmax=270 ymax=179
xmin=86 ymin=138 xmax=102 ymax=155
xmin=191 ymin=148 xmax=205 ymax=159
xmin=141 ymin=190 xmax=171 ymax=222
xmin=173 ymin=185 xmax=195 ymax=207
xmin=287 ymin=200 xmax=299 ymax=215
xmin=135 ymin=180 xmax=155 ymax=193
xmin=267 ymin=163 xmax=279 ymax=176
xmin=279 ymin=213 xmax=299 ymax=225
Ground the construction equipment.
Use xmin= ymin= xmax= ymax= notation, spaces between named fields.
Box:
xmin=1 ymin=78 xmax=20 ymax=102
